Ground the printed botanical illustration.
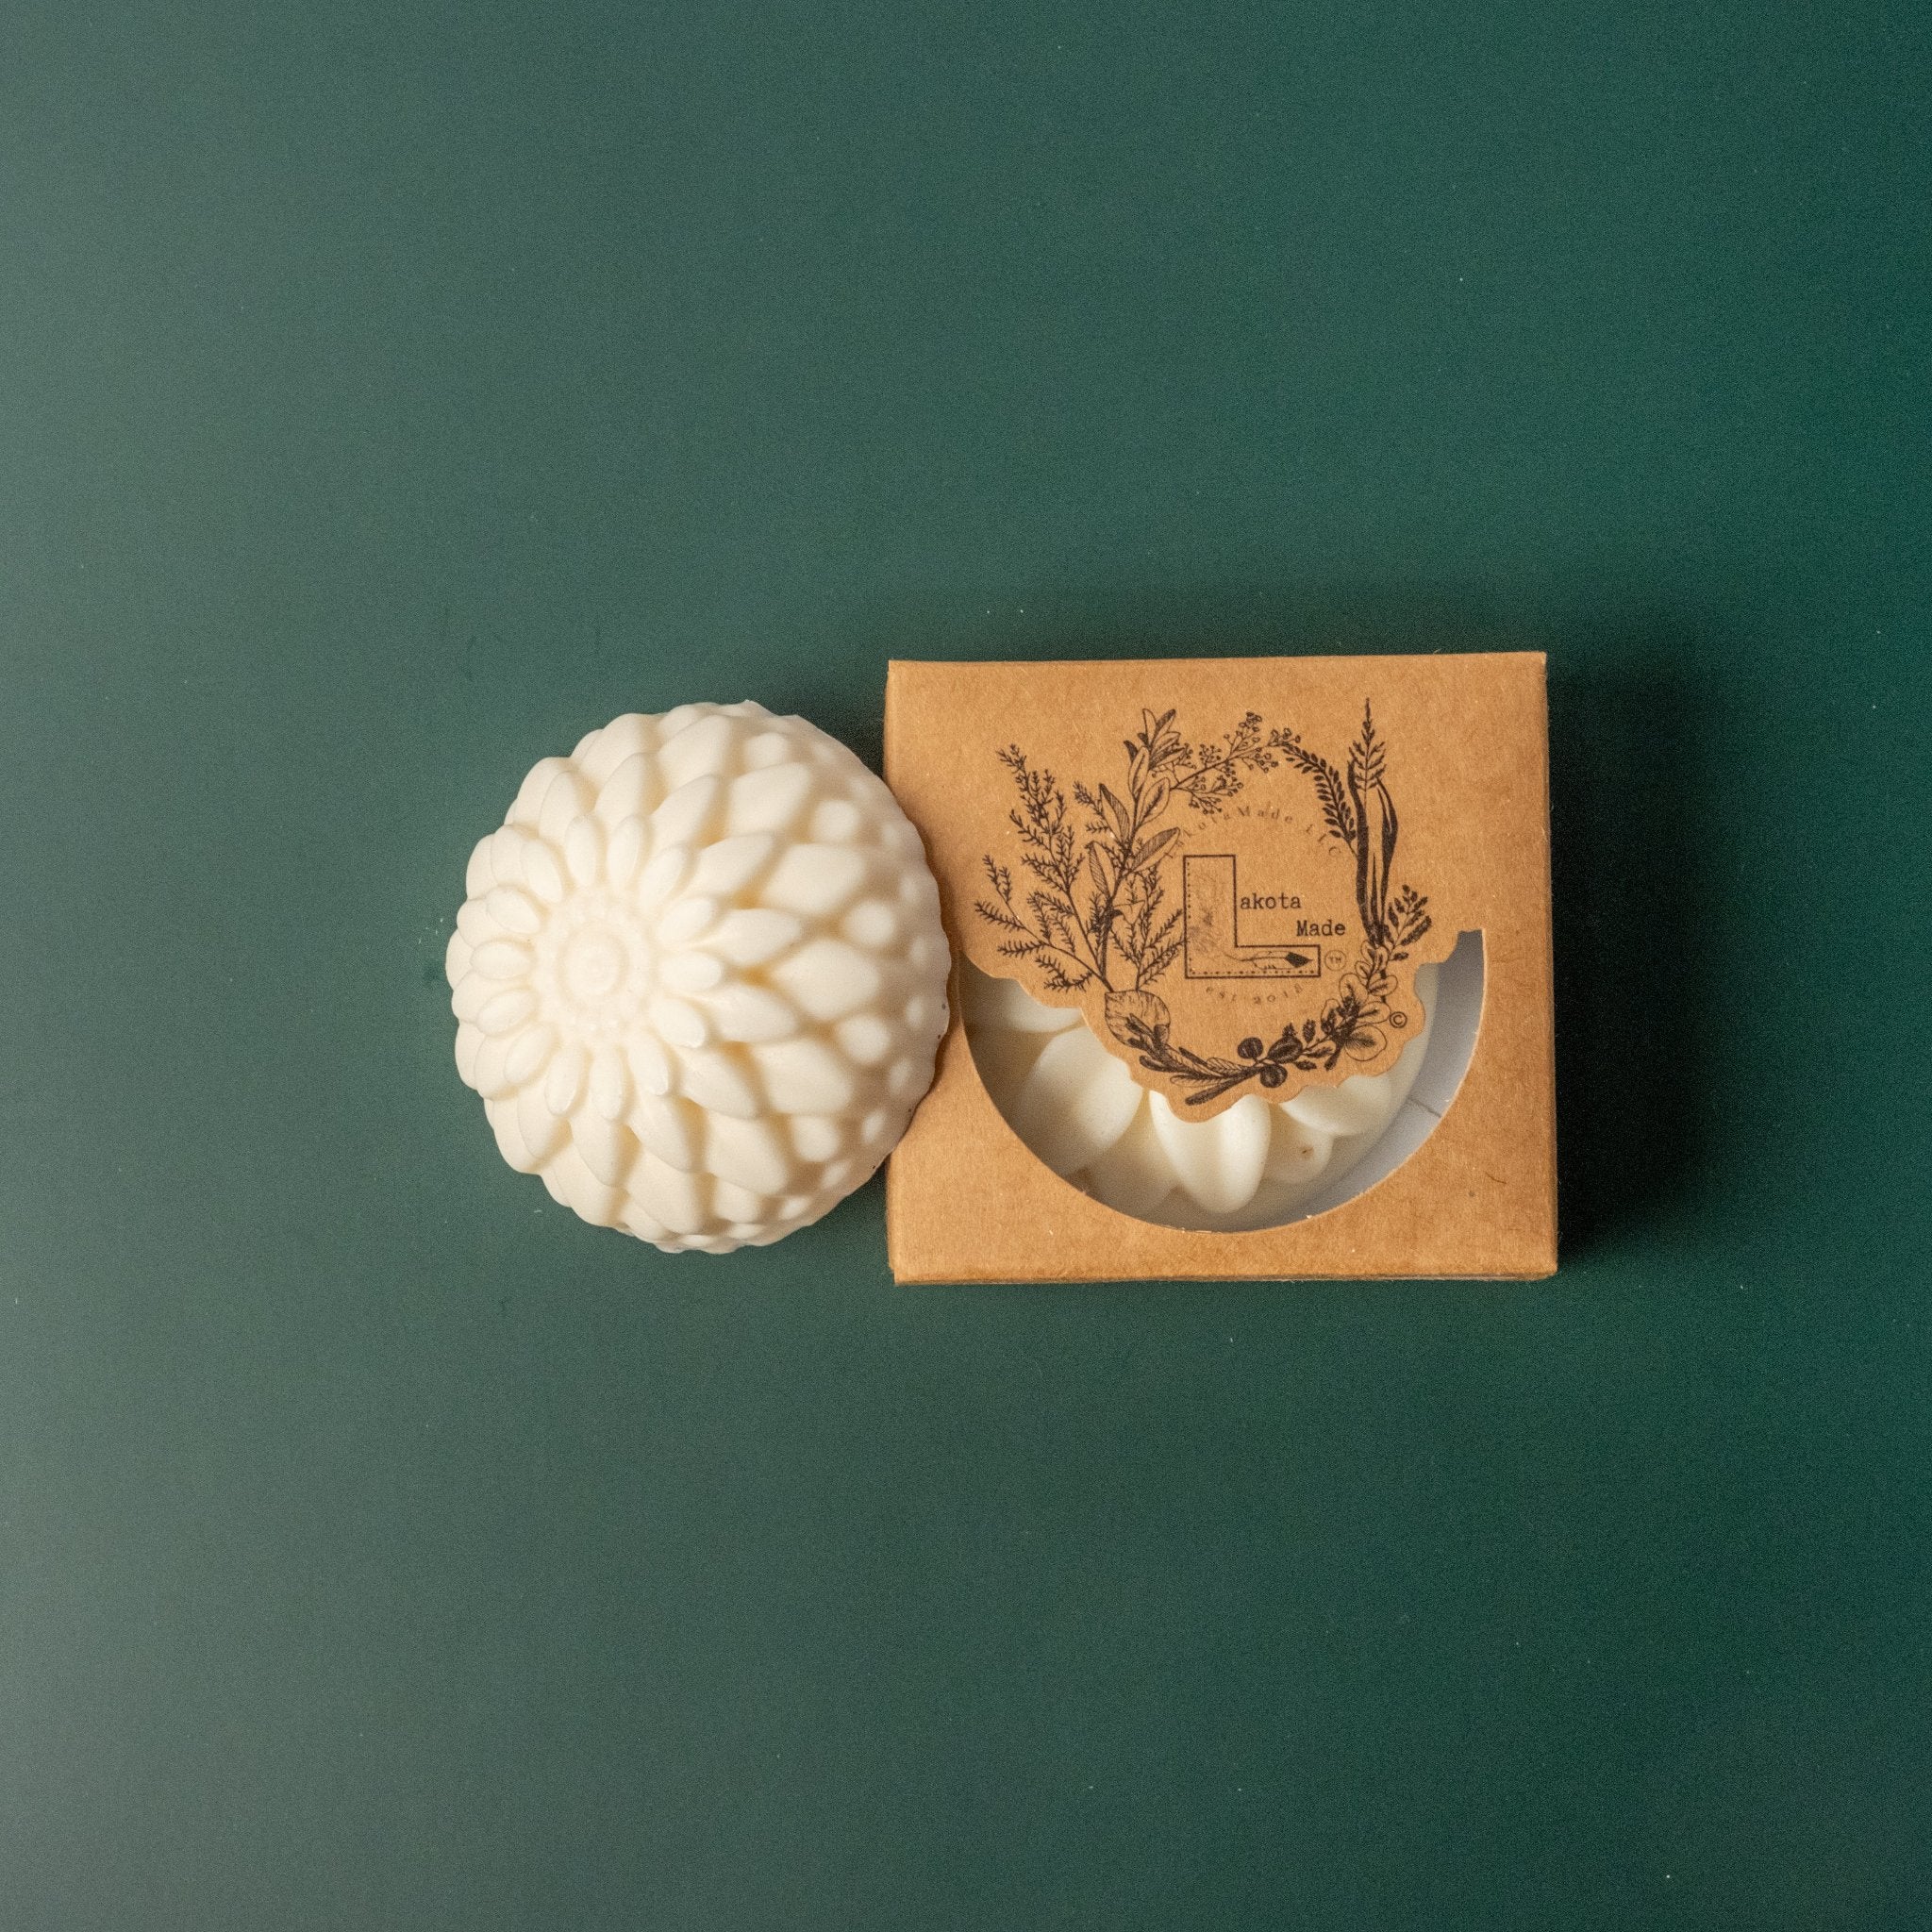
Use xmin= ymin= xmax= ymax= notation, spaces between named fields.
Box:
xmin=976 ymin=702 xmax=1431 ymax=1106
xmin=975 ymin=708 xmax=1292 ymax=993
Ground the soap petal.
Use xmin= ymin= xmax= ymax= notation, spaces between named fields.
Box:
xmin=455 ymin=898 xmax=496 ymax=945
xmin=1284 ymin=1073 xmax=1399 ymax=1139
xmin=688 ymin=833 xmax=775 ymax=900
xmin=503 ymin=1023 xmax=556 ymax=1091
xmin=475 ymin=987 xmax=536 ymax=1036
xmin=634 ymin=843 xmax=691 ymax=909
xmin=508 ymin=756 xmax=569 ymax=829
xmin=788 ymin=1114 xmax=845 ymax=1162
xmin=632 ymin=1152 xmax=708 ymax=1235
xmin=703 ymin=1113 xmax=792 ymax=1195
xmin=537 ymin=768 xmax=594 ymax=846
xmin=604 ymin=815 xmax=646 ymax=888
xmin=543 ymin=1041 xmax=589 ymax=1116
xmin=630 ymin=1091 xmax=699 ymax=1171
xmin=1146 ymin=1091 xmax=1272 ymax=1215
xmin=966 ymin=1026 xmax=1051 ymax=1109
xmin=588 ymin=1045 xmax=630 ymax=1120
xmin=470 ymin=1029 xmax=521 ymax=1099
xmin=471 ymin=939 xmax=532 ymax=981
xmin=650 ymin=774 xmax=724 ymax=853
xmin=1008 ymin=1024 xmax=1142 ymax=1174
xmin=708 ymin=908 xmax=804 ymax=967
xmin=656 ymin=712 xmax=741 ymax=790
xmin=962 ymin=967 xmax=1083 ymax=1035
xmin=741 ymin=729 xmax=797 ymax=770
xmin=660 ymin=948 xmax=725 ymax=994
xmin=710 ymin=1179 xmax=769 ymax=1225
xmin=725 ymin=762 xmax=814 ymax=837
xmin=760 ymin=843 xmax=867 ymax=917
xmin=546 ymin=1141 xmax=624 ymax=1227
xmin=647 ymin=996 xmax=708 ymax=1048
xmin=563 ymin=814 xmax=604 ymax=889
xmin=576 ymin=712 xmax=655 ymax=787
xmin=464 ymin=836 xmax=496 ymax=900
xmin=703 ymin=983 xmax=799 ymax=1043
xmin=832 ymin=1013 xmax=896 ymax=1066
xmin=658 ymin=896 xmax=720 ymax=947
xmin=1081 ymin=1100 xmax=1174 ymax=1215
xmin=486 ymin=1095 xmax=538 ymax=1172
xmin=752 ymin=1037 xmax=858 ymax=1114
xmin=770 ymin=939 xmax=882 ymax=1021
xmin=626 ymin=1033 xmax=674 ymax=1098
xmin=453 ymin=1021 xmax=483 ymax=1088
xmin=572 ymin=1109 xmax=636 ymax=1188
xmin=841 ymin=898 xmax=901 ymax=949
xmin=516 ymin=1081 xmax=567 ymax=1163
xmin=1261 ymin=1108 xmax=1336 ymax=1193
xmin=450 ymin=968 xmax=493 ymax=1024
xmin=521 ymin=839 xmax=566 ymax=905
xmin=675 ymin=1047 xmax=760 ymax=1120
xmin=809 ymin=798 xmax=864 ymax=842
xmin=596 ymin=751 xmax=660 ymax=825
xmin=486 ymin=885 xmax=542 ymax=935
xmin=488 ymin=825 xmax=540 ymax=889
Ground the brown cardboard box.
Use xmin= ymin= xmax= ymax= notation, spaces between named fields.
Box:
xmin=884 ymin=655 xmax=1556 ymax=1282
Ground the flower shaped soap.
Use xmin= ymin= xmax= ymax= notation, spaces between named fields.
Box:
xmin=448 ymin=703 xmax=950 ymax=1252
xmin=961 ymin=962 xmax=1438 ymax=1232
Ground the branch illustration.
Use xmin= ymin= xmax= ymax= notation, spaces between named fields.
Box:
xmin=975 ymin=709 xmax=1293 ymax=994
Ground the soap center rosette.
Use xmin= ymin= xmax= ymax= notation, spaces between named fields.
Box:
xmin=448 ymin=702 xmax=951 ymax=1254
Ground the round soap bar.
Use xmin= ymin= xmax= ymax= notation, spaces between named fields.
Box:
xmin=448 ymin=703 xmax=951 ymax=1253
xmin=961 ymin=962 xmax=1437 ymax=1232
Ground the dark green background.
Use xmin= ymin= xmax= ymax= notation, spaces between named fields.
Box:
xmin=3 ymin=3 xmax=1927 ymax=1926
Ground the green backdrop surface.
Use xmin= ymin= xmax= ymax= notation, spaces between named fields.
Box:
xmin=2 ymin=4 xmax=1927 ymax=1927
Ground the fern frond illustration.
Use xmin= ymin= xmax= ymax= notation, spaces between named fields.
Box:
xmin=974 ymin=708 xmax=1295 ymax=993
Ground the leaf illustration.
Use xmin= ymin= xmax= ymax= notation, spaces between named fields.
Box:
xmin=1103 ymin=988 xmax=1171 ymax=1047
xmin=1131 ymin=825 xmax=1180 ymax=872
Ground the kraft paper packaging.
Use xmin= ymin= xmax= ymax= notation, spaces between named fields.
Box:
xmin=884 ymin=653 xmax=1557 ymax=1283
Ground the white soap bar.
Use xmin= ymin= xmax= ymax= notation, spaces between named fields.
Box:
xmin=961 ymin=962 xmax=1438 ymax=1232
xmin=448 ymin=703 xmax=951 ymax=1253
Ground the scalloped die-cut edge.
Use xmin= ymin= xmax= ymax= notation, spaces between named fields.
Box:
xmin=1279 ymin=929 xmax=1485 ymax=1224
xmin=964 ymin=694 xmax=1456 ymax=1120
